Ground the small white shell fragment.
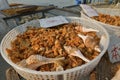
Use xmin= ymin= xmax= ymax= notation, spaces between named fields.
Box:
xmin=56 ymin=66 xmax=64 ymax=71
xmin=78 ymin=34 xmax=88 ymax=43
xmin=94 ymin=46 xmax=101 ymax=52
xmin=27 ymin=61 xmax=55 ymax=70
xmin=64 ymin=46 xmax=77 ymax=54
xmin=64 ymin=46 xmax=90 ymax=62
xmin=99 ymin=35 xmax=106 ymax=50
xmin=75 ymin=25 xmax=83 ymax=32
xmin=114 ymin=3 xmax=120 ymax=9
xmin=78 ymin=34 xmax=101 ymax=52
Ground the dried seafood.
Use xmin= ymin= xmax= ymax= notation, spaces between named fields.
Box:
xmin=6 ymin=23 xmax=101 ymax=71
xmin=92 ymin=13 xmax=120 ymax=26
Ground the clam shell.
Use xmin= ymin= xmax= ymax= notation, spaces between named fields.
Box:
xmin=25 ymin=55 xmax=65 ymax=70
xmin=26 ymin=55 xmax=65 ymax=65
xmin=27 ymin=61 xmax=55 ymax=70
xmin=94 ymin=35 xmax=106 ymax=52
xmin=78 ymin=34 xmax=88 ymax=43
xmin=26 ymin=55 xmax=49 ymax=65
xmin=64 ymin=46 xmax=90 ymax=62
xmin=78 ymin=34 xmax=101 ymax=52
xmin=94 ymin=46 xmax=101 ymax=52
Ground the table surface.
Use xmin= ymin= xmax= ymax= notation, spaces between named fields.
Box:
xmin=1 ymin=5 xmax=55 ymax=19
xmin=0 ymin=4 xmax=120 ymax=80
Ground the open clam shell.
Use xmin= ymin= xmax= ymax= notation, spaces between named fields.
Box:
xmin=64 ymin=46 xmax=90 ymax=62
xmin=25 ymin=55 xmax=65 ymax=70
xmin=94 ymin=35 xmax=106 ymax=52
xmin=78 ymin=34 xmax=101 ymax=52
xmin=88 ymin=35 xmax=106 ymax=52
xmin=26 ymin=61 xmax=55 ymax=70
xmin=26 ymin=55 xmax=65 ymax=65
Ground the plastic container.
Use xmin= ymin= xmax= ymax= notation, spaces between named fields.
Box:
xmin=0 ymin=17 xmax=109 ymax=80
xmin=81 ymin=8 xmax=120 ymax=63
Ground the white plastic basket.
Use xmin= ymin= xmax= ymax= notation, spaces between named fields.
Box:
xmin=81 ymin=8 xmax=120 ymax=63
xmin=0 ymin=17 xmax=109 ymax=80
